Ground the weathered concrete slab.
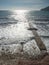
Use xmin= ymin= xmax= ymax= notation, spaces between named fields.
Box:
xmin=28 ymin=23 xmax=47 ymax=51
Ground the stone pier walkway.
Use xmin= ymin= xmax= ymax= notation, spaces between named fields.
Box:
xmin=28 ymin=22 xmax=47 ymax=53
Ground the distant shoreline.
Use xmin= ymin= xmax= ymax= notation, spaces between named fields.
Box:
xmin=41 ymin=6 xmax=49 ymax=11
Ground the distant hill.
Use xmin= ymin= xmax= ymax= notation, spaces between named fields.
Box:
xmin=41 ymin=6 xmax=49 ymax=11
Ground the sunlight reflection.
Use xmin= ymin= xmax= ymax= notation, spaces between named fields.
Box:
xmin=14 ymin=10 xmax=27 ymax=15
xmin=11 ymin=10 xmax=28 ymax=21
xmin=0 ymin=10 xmax=33 ymax=45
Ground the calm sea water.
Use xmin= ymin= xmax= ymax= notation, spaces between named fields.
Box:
xmin=0 ymin=10 xmax=49 ymax=54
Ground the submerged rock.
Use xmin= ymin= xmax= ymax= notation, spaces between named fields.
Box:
xmin=23 ymin=40 xmax=41 ymax=57
xmin=28 ymin=28 xmax=38 ymax=30
xmin=0 ymin=44 xmax=22 ymax=55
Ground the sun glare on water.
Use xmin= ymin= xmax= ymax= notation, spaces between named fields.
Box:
xmin=14 ymin=10 xmax=27 ymax=15
xmin=11 ymin=10 xmax=28 ymax=22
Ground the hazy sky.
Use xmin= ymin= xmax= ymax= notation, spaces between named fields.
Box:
xmin=0 ymin=0 xmax=49 ymax=10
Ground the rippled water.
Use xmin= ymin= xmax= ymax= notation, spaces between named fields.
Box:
xmin=0 ymin=10 xmax=49 ymax=55
xmin=0 ymin=10 xmax=32 ymax=44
